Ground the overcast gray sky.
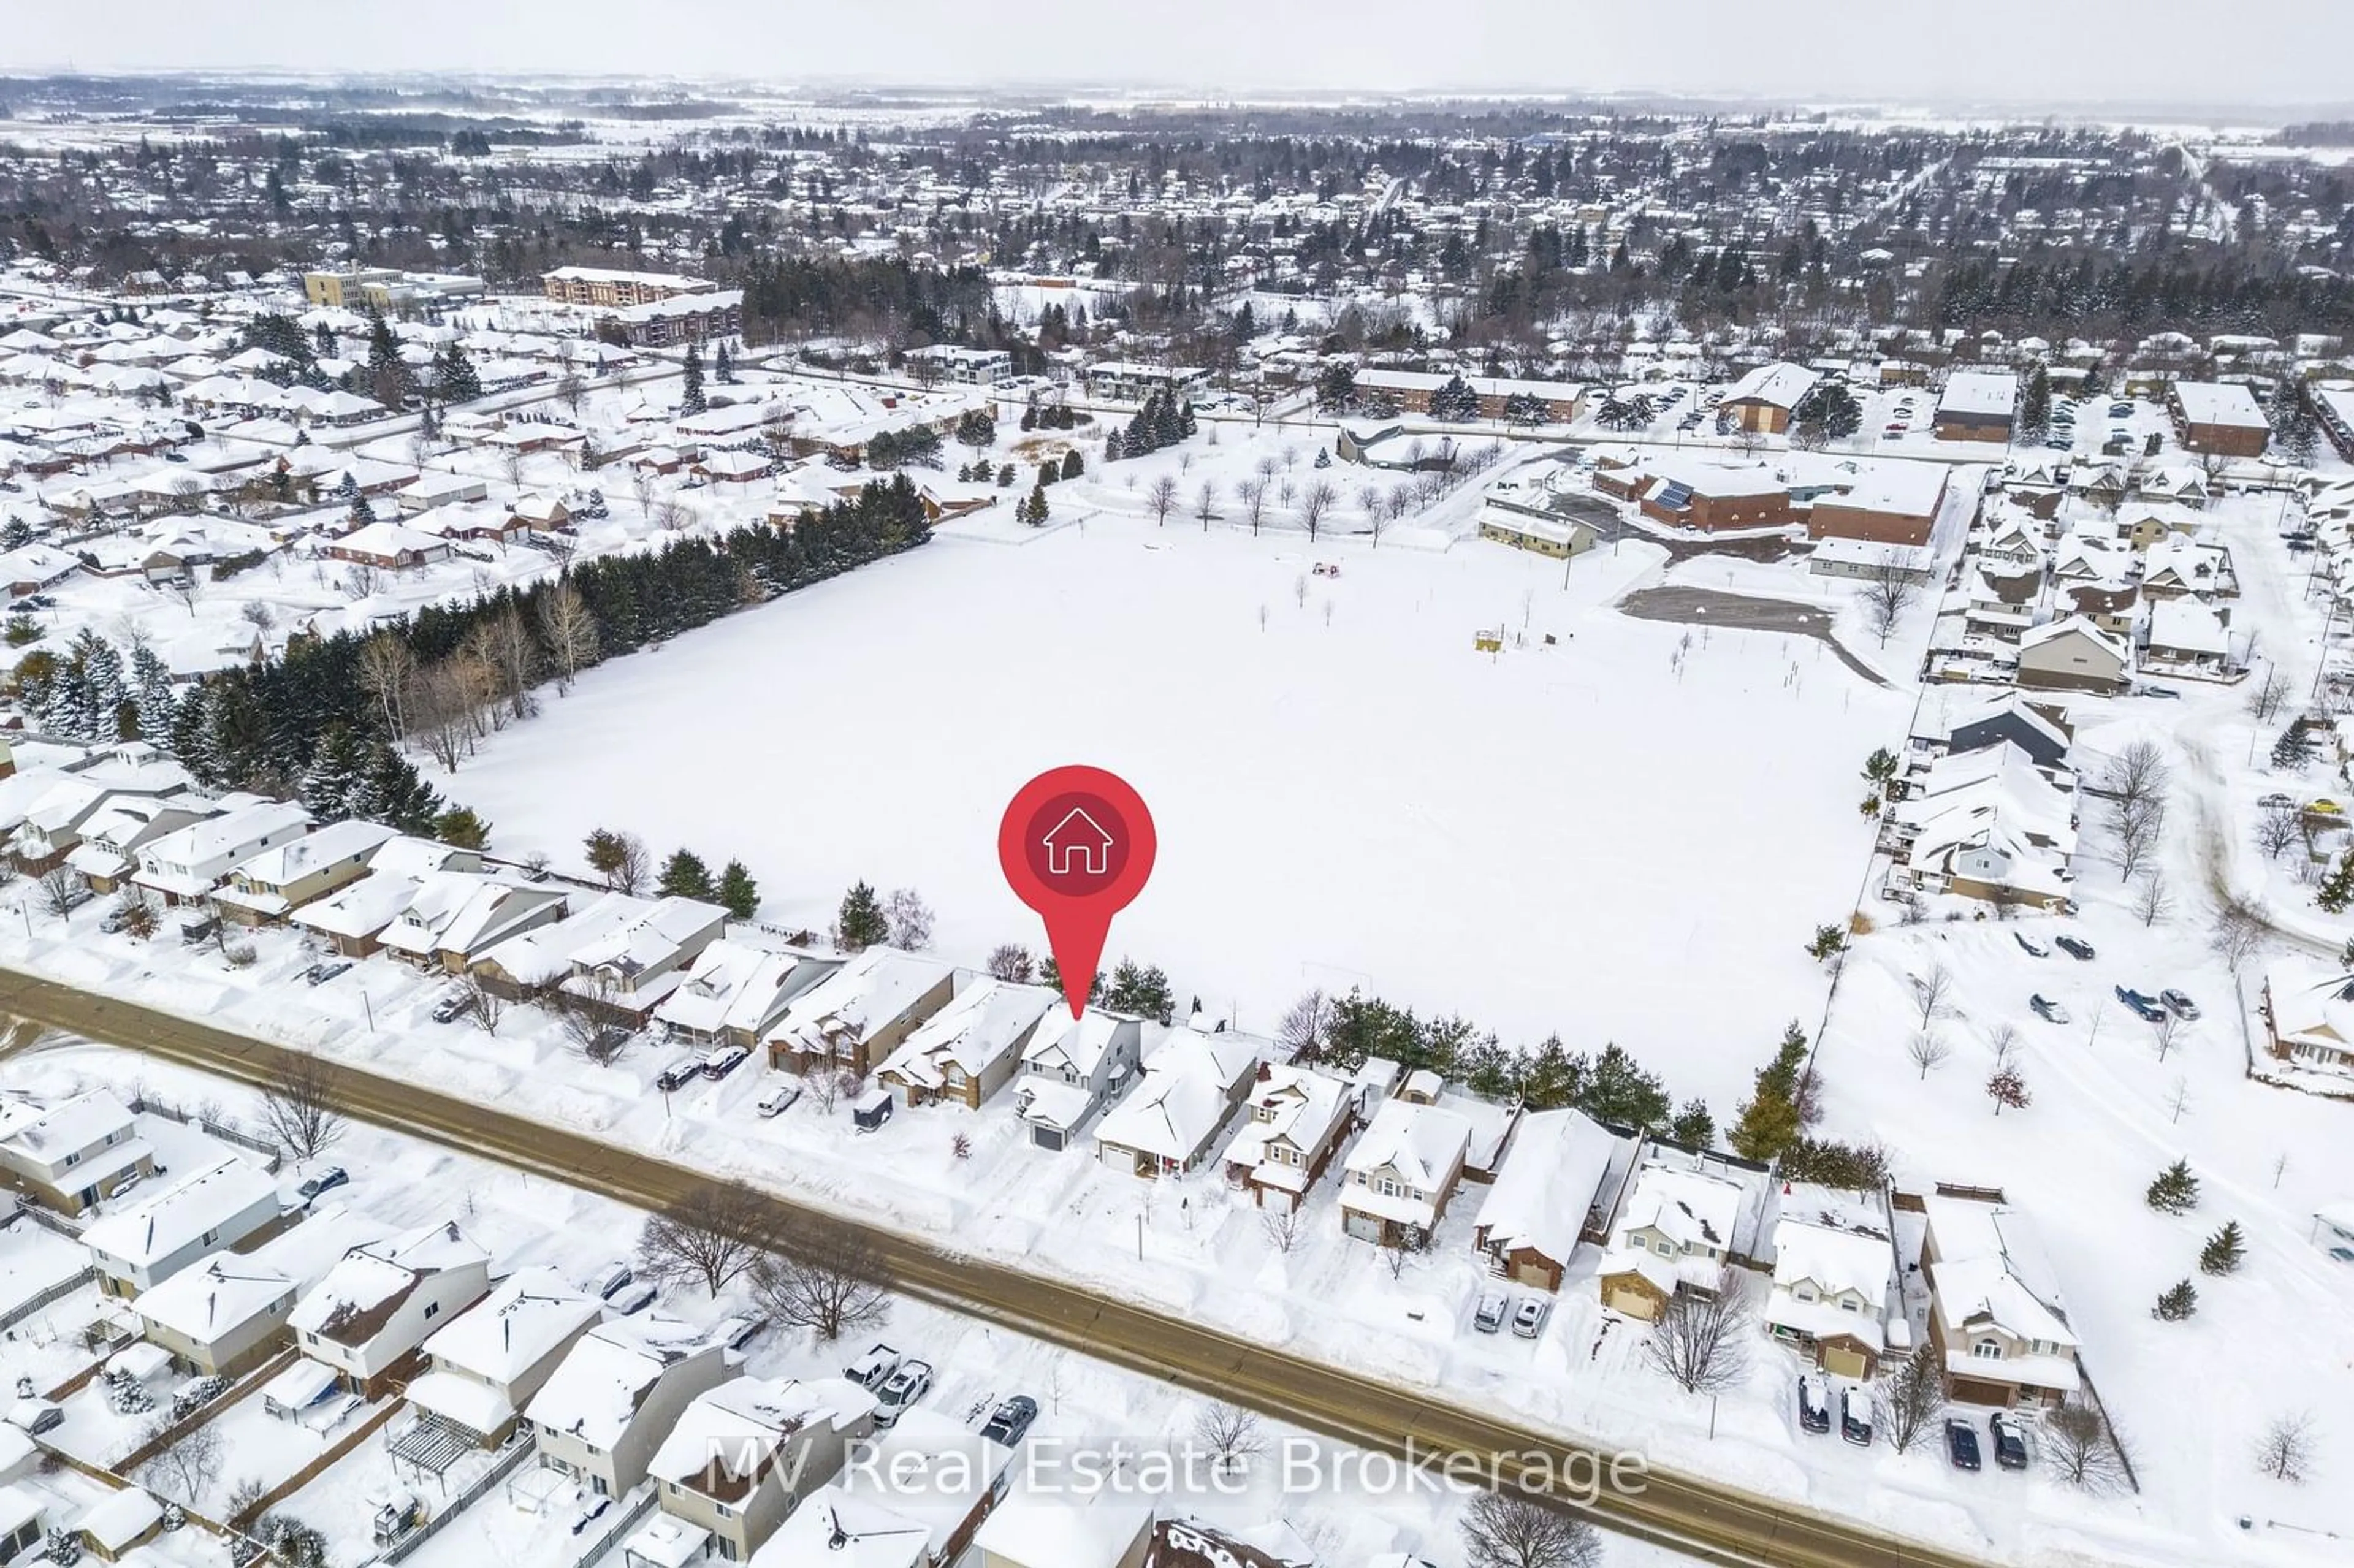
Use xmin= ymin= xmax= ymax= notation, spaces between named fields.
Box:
xmin=6 ymin=2 xmax=2352 ymax=110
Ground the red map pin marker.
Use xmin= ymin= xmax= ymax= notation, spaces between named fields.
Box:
xmin=999 ymin=766 xmax=1157 ymax=1019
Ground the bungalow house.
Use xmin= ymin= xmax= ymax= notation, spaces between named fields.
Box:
xmin=1477 ymin=506 xmax=1598 ymax=560
xmin=378 ymin=871 xmax=569 ymax=972
xmin=394 ymin=473 xmax=489 ymax=514
xmin=3 ymin=754 xmax=199 ymax=875
xmin=1010 ymin=1010 xmax=1145 ymax=1151
xmin=2132 ymin=465 xmax=2210 ymax=509
xmin=131 ymin=798 xmax=313 ymax=907
xmin=1220 ymin=1064 xmax=1357 ymax=1210
xmin=1920 ymin=694 xmax=2073 ymax=773
xmin=1918 ymin=1187 xmax=2081 ymax=1407
xmin=288 ymin=1220 xmax=493 ymax=1398
xmin=1471 ymin=1108 xmax=1635 ymax=1292
xmin=765 ymin=946 xmax=957 ymax=1078
xmin=82 ymin=1155 xmax=283 ymax=1297
xmin=0 ymin=1090 xmax=150 ymax=1216
xmin=653 ymin=942 xmax=837 ymax=1049
xmin=509 ymin=493 xmax=572 ymax=531
xmin=211 ymin=818 xmax=397 ymax=925
xmin=970 ymin=1494 xmax=1154 ymax=1568
xmin=1338 ymin=1097 xmax=1474 ymax=1247
xmin=324 ymin=520 xmax=452 ymax=571
xmin=640 ymin=1375 xmax=879 ymax=1564
xmin=2260 ymin=957 xmax=2354 ymax=1075
xmin=1887 ymin=742 xmax=2078 ymax=910
xmin=0 ymin=542 xmax=79 ymax=597
xmin=409 ymin=499 xmax=526 ymax=545
xmin=1594 ymin=1144 xmax=1769 ymax=1322
xmin=2119 ymin=501 xmax=2203 ymax=552
xmin=2143 ymin=597 xmax=2233 ymax=678
xmin=2015 ymin=616 xmax=2130 ymax=695
xmin=556 ymin=896 xmax=732 ymax=1024
xmin=1718 ymin=362 xmax=1820 ymax=434
xmin=406 ymin=1267 xmax=604 ymax=1447
xmin=876 ymin=979 xmax=1057 ymax=1110
xmin=131 ymin=1252 xmax=299 ymax=1378
xmin=1094 ymin=1027 xmax=1259 ymax=1178
xmin=528 ymin=1323 xmax=729 ymax=1499
xmin=698 ymin=448 xmax=774 ymax=486
xmin=1762 ymin=1184 xmax=1903 ymax=1379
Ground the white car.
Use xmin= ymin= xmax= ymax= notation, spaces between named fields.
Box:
xmin=1511 ymin=1296 xmax=1551 ymax=1339
xmin=874 ymin=1358 xmax=934 ymax=1426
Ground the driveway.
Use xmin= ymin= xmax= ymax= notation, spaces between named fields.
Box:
xmin=1615 ymin=585 xmax=1893 ymax=688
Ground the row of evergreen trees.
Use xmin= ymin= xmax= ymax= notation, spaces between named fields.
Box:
xmin=1103 ymin=389 xmax=1196 ymax=461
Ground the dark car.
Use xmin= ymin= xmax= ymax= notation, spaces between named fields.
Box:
xmin=2160 ymin=989 xmax=2200 ymax=1020
xmin=1945 ymin=1418 xmax=1983 ymax=1471
xmin=1839 ymin=1388 xmax=1872 ymax=1447
xmin=1796 ymin=1375 xmax=1831 ymax=1434
xmin=2115 ymin=986 xmax=2169 ymax=1023
xmin=303 ymin=961 xmax=352 ymax=987
xmin=1989 ymin=1413 xmax=2029 ymax=1471
xmin=297 ymin=1166 xmax=349 ymax=1201
xmin=430 ymin=990 xmax=471 ymax=1024
xmin=163 ymin=450 xmax=191 ymax=463
xmin=2013 ymin=932 xmax=2048 ymax=957
xmin=655 ymin=1059 xmax=701 ymax=1092
xmin=2030 ymin=994 xmax=2070 ymax=1025
xmin=2054 ymin=935 xmax=2096 ymax=961
xmin=981 ymin=1395 xmax=1039 ymax=1446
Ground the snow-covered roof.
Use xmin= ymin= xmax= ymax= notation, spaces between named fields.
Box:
xmin=1924 ymin=1192 xmax=2078 ymax=1360
xmin=647 ymin=1376 xmax=877 ymax=1494
xmin=405 ymin=1369 xmax=516 ymax=1437
xmin=878 ymin=978 xmax=1054 ymax=1089
xmin=1021 ymin=1008 xmax=1134 ymax=1079
xmin=653 ymin=942 xmax=832 ymax=1038
xmin=0 ymin=1088 xmax=132 ymax=1165
xmin=1937 ymin=369 xmax=2020 ymax=420
xmin=2146 ymin=596 xmax=2230 ymax=658
xmin=289 ymin=1220 xmax=486 ymax=1344
xmin=75 ymin=1487 xmax=162 ymax=1551
xmin=1473 ymin=1108 xmax=1625 ymax=1266
xmin=1094 ymin=1027 xmax=1259 ymax=1162
xmin=770 ymin=946 xmax=953 ymax=1048
xmin=972 ymin=1495 xmax=1155 ymax=1568
xmin=2170 ymin=379 xmax=2267 ymax=431
xmin=82 ymin=1156 xmax=277 ymax=1272
xmin=526 ymin=1321 xmax=706 ymax=1453
xmin=131 ymin=1252 xmax=295 ymax=1344
xmin=750 ymin=1485 xmax=928 ymax=1568
xmin=1721 ymin=360 xmax=1819 ymax=410
xmin=1222 ymin=1065 xmax=1354 ymax=1182
xmin=224 ymin=818 xmax=396 ymax=889
xmin=422 ymin=1265 xmax=600 ymax=1386
xmin=1344 ymin=1097 xmax=1472 ymax=1192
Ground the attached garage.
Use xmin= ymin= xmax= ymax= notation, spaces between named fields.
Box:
xmin=1029 ymin=1125 xmax=1066 ymax=1152
xmin=1602 ymin=1272 xmax=1667 ymax=1321
xmin=1343 ymin=1208 xmax=1385 ymax=1245
xmin=1947 ymin=1375 xmax=2018 ymax=1407
xmin=1822 ymin=1342 xmax=1871 ymax=1380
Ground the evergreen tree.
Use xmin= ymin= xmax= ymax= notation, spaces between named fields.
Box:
xmin=837 ymin=880 xmax=889 ymax=950
xmin=717 ymin=859 xmax=759 ymax=920
xmin=2146 ymin=1158 xmax=2200 ymax=1214
xmin=435 ymin=341 xmax=482 ymax=402
xmin=679 ymin=343 xmax=707 ymax=417
xmin=658 ymin=848 xmax=717 ymax=902
xmin=1575 ymin=1041 xmax=1674 ymax=1130
xmin=2198 ymin=1220 xmax=2245 ymax=1276
xmin=1515 ymin=1035 xmax=1579 ymax=1108
xmin=2319 ymin=849 xmax=2354 ymax=914
xmin=1037 ymin=953 xmax=1107 ymax=1006
xmin=1025 ymin=482 xmax=1051 ymax=525
xmin=434 ymin=807 xmax=490 ymax=849
xmin=2272 ymin=725 xmax=2318 ymax=771
xmin=1429 ymin=374 xmax=1482 ymax=423
xmin=1729 ymin=1022 xmax=1812 ymax=1162
xmin=1667 ymin=1098 xmax=1716 ymax=1149
xmin=356 ymin=741 xmax=444 ymax=834
xmin=1103 ymin=428 xmax=1125 ymax=462
xmin=1061 ymin=448 xmax=1084 ymax=481
xmin=313 ymin=321 xmax=336 ymax=360
xmin=2153 ymin=1279 xmax=2198 ymax=1320
xmin=713 ymin=341 xmax=735 ymax=383
xmin=2018 ymin=365 xmax=2052 ymax=441
xmin=0 ymin=516 xmax=30 ymax=550
xmin=996 ymin=463 xmax=1016 ymax=487
xmin=297 ymin=724 xmax=367 ymax=821
xmin=128 ymin=643 xmax=177 ymax=745
xmin=1102 ymin=958 xmax=1175 ymax=1024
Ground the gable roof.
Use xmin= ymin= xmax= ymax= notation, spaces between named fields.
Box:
xmin=1473 ymin=1107 xmax=1626 ymax=1265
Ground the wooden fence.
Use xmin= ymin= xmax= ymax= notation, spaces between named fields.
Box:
xmin=376 ymin=1434 xmax=540 ymax=1564
xmin=0 ymin=1262 xmax=94 ymax=1331
xmin=230 ymin=1396 xmax=407 ymax=1534
xmin=116 ymin=1344 xmax=298 ymax=1473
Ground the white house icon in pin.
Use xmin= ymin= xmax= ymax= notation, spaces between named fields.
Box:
xmin=1041 ymin=807 xmax=1115 ymax=876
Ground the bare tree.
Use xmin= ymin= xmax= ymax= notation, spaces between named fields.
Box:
xmin=2153 ymin=1013 xmax=2183 ymax=1063
xmin=555 ymin=979 xmax=628 ymax=1062
xmin=1277 ymin=988 xmax=1331 ymax=1062
xmin=1146 ymin=474 xmax=1178 ymax=527
xmin=538 ymin=580 xmax=600 ymax=693
xmin=1357 ymin=482 xmax=1385 ymax=544
xmin=2249 ymin=663 xmax=2291 ymax=723
xmin=1986 ymin=1021 xmax=2021 ymax=1066
xmin=357 ymin=630 xmax=416 ymax=740
xmin=1260 ymin=1206 xmax=1305 ymax=1254
xmin=501 ymin=447 xmax=527 ymax=490
xmin=630 ymin=468 xmax=658 ymax=520
xmin=258 ymin=1055 xmax=345 ymax=1162
xmin=1191 ymin=1402 xmax=1266 ymax=1476
xmin=2257 ymin=804 xmax=2302 ymax=860
xmin=1460 ymin=1490 xmax=1603 ymax=1568
xmin=585 ymin=828 xmax=650 ymax=894
xmin=653 ymin=499 xmax=693 ymax=533
xmin=638 ymin=1181 xmax=775 ymax=1297
xmin=1860 ymin=556 xmax=1919 ymax=647
xmin=885 ymin=888 xmax=934 ymax=950
xmin=240 ymin=600 xmax=276 ymax=633
xmin=2044 ymin=1398 xmax=2131 ymax=1492
xmin=2211 ymin=892 xmax=2266 ymax=971
xmin=1299 ymin=480 xmax=1338 ymax=542
xmin=1642 ymin=1270 xmax=1748 ymax=1393
xmin=1875 ymin=1342 xmax=1947 ymax=1453
xmin=1906 ymin=1032 xmax=1953 ymax=1079
xmin=455 ymin=971 xmax=506 ymax=1035
xmin=1235 ymin=478 xmax=1269 ymax=535
xmin=37 ymin=869 xmax=82 ymax=919
xmin=2103 ymin=740 xmax=2171 ymax=879
xmin=986 ymin=943 xmax=1034 ymax=983
xmin=806 ymin=1066 xmax=849 ymax=1115
xmin=2165 ymin=1076 xmax=2193 ymax=1123
xmin=1911 ymin=962 xmax=1956 ymax=1030
xmin=2255 ymin=1411 xmax=2316 ymax=1483
xmin=1193 ymin=481 xmax=1220 ymax=530
xmin=341 ymin=561 xmax=383 ymax=600
xmin=555 ymin=373 xmax=587 ymax=418
xmin=749 ymin=1212 xmax=891 ymax=1339
xmin=139 ymin=1420 xmax=223 ymax=1506
xmin=170 ymin=570 xmax=204 ymax=617
xmin=2131 ymin=872 xmax=2173 ymax=928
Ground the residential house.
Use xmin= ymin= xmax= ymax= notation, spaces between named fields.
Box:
xmin=1146 ymin=1519 xmax=1323 ymax=1568
xmin=1093 ymin=1026 xmax=1259 ymax=1178
xmin=2167 ymin=381 xmax=2269 ymax=457
xmin=1917 ymin=1187 xmax=2081 ymax=1407
xmin=528 ymin=1323 xmax=729 ymax=1498
xmin=1010 ymin=1009 xmax=1145 ymax=1151
xmin=2062 ymin=582 xmax=2139 ymax=641
xmin=654 ymin=941 xmax=837 ymax=1048
xmin=1717 ymin=361 xmax=1820 ymax=434
xmin=288 ymin=1220 xmax=493 ymax=1397
xmin=211 ymin=818 xmax=398 ymax=925
xmin=131 ymin=1252 xmax=299 ymax=1377
xmin=378 ymin=871 xmax=570 ymax=972
xmin=2260 ymin=957 xmax=2354 ymax=1075
xmin=1960 ymin=565 xmax=2041 ymax=645
xmin=1477 ymin=506 xmax=1596 ymax=560
xmin=796 ymin=1409 xmax=1014 ymax=1567
xmin=323 ymin=520 xmax=453 ymax=570
xmin=131 ymin=798 xmax=312 ymax=907
xmin=509 ymin=493 xmax=572 ymax=531
xmin=1471 ymin=1108 xmax=1636 ymax=1292
xmin=2139 ymin=535 xmax=2235 ymax=599
xmin=0 ymin=1090 xmax=150 ymax=1215
xmin=2015 ymin=616 xmax=2130 ymax=695
xmin=554 ymin=896 xmax=731 ymax=1024
xmin=405 ymin=1266 xmax=604 ymax=1446
xmin=1762 ymin=1184 xmax=1903 ymax=1379
xmin=1338 ymin=1096 xmax=1473 ymax=1246
xmin=82 ymin=1156 xmax=282 ymax=1297
xmin=877 ymin=980 xmax=1057 ymax=1110
xmin=1594 ymin=1144 xmax=1769 ymax=1321
xmin=1887 ymin=742 xmax=2078 ymax=910
xmin=1925 ymin=694 xmax=2073 ymax=772
xmin=2132 ymin=465 xmax=2210 ymax=508
xmin=971 ymin=1494 xmax=1154 ymax=1568
xmin=641 ymin=1375 xmax=879 ymax=1564
xmin=2143 ymin=597 xmax=2234 ymax=678
xmin=764 ymin=947 xmax=956 ymax=1078
xmin=750 ymin=1487 xmax=930 ymax=1568
xmin=63 ymin=796 xmax=213 ymax=895
xmin=1220 ymin=1064 xmax=1357 ymax=1210
xmin=285 ymin=834 xmax=484 ymax=957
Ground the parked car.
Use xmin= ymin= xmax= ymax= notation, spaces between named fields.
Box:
xmin=2329 ymin=1246 xmax=2354 ymax=1264
xmin=981 ymin=1395 xmax=1039 ymax=1446
xmin=701 ymin=1044 xmax=749 ymax=1080
xmin=1473 ymin=1290 xmax=1510 ymax=1334
xmin=97 ymin=905 xmax=137 ymax=935
xmin=178 ymin=914 xmax=219 ymax=946
xmin=1989 ymin=1412 xmax=2029 ymax=1471
xmin=581 ymin=1261 xmax=633 ymax=1301
xmin=2160 ymin=989 xmax=2201 ymax=1020
xmin=654 ymin=1059 xmax=702 ymax=1092
xmin=606 ymin=1281 xmax=657 ymax=1315
xmin=1511 ymin=1296 xmax=1551 ymax=1339
xmin=2260 ymin=792 xmax=2296 ymax=810
xmin=1797 ymin=1375 xmax=1831 ymax=1434
xmin=712 ymin=1314 xmax=766 ymax=1352
xmin=1839 ymin=1388 xmax=1872 ymax=1447
xmin=845 ymin=1342 xmax=902 ymax=1389
xmin=2030 ymin=994 xmax=2070 ymax=1025
xmin=297 ymin=1167 xmax=349 ymax=1201
xmin=2054 ymin=935 xmax=2096 ymax=961
xmin=162 ymin=450 xmax=190 ymax=463
xmin=430 ymin=990 xmax=471 ymax=1024
xmin=303 ymin=961 xmax=353 ymax=987
xmin=755 ymin=1080 xmax=802 ymax=1117
xmin=2114 ymin=986 xmax=2169 ymax=1023
xmin=1945 ymin=1418 xmax=1983 ymax=1471
xmin=2013 ymin=933 xmax=2048 ymax=957
xmin=874 ymin=1359 xmax=934 ymax=1426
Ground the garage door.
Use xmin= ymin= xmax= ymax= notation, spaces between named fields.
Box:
xmin=1823 ymin=1345 xmax=1868 ymax=1380
xmin=1032 ymin=1126 xmax=1065 ymax=1152
xmin=1948 ymin=1376 xmax=2014 ymax=1407
xmin=1344 ymin=1209 xmax=1385 ymax=1244
xmin=1606 ymin=1285 xmax=1657 ymax=1320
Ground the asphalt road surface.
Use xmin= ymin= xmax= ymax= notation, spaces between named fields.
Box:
xmin=0 ymin=965 xmax=1998 ymax=1568
xmin=1615 ymin=586 xmax=1894 ymax=690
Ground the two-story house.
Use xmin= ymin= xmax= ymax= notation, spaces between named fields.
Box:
xmin=81 ymin=1156 xmax=282 ymax=1298
xmin=286 ymin=836 xmax=484 ymax=957
xmin=556 ymin=896 xmax=731 ymax=1025
xmin=211 ymin=818 xmax=398 ymax=926
xmin=1010 ymin=1010 xmax=1143 ymax=1151
xmin=130 ymin=1254 xmax=299 ymax=1378
xmin=1918 ymin=1187 xmax=2082 ymax=1407
xmin=764 ymin=947 xmax=956 ymax=1078
xmin=1338 ymin=1097 xmax=1473 ymax=1247
xmin=405 ymin=1266 xmax=604 ymax=1445
xmin=131 ymin=797 xmax=313 ymax=907
xmin=638 ymin=1375 xmax=879 ymax=1563
xmin=527 ymin=1322 xmax=729 ymax=1498
xmin=1762 ymin=1183 xmax=1903 ymax=1379
xmin=1472 ymin=1108 xmax=1636 ymax=1291
xmin=1219 ymin=1064 xmax=1357 ymax=1211
xmin=378 ymin=871 xmax=569 ymax=972
xmin=287 ymin=1220 xmax=493 ymax=1397
xmin=0 ymin=1090 xmax=151 ymax=1214
xmin=653 ymin=942 xmax=836 ymax=1049
xmin=64 ymin=796 xmax=213 ymax=896
xmin=1092 ymin=1026 xmax=1259 ymax=1179
xmin=1594 ymin=1144 xmax=1770 ymax=1321
xmin=876 ymin=979 xmax=1056 ymax=1111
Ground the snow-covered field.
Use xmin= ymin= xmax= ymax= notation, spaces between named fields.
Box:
xmin=454 ymin=510 xmax=1908 ymax=1109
